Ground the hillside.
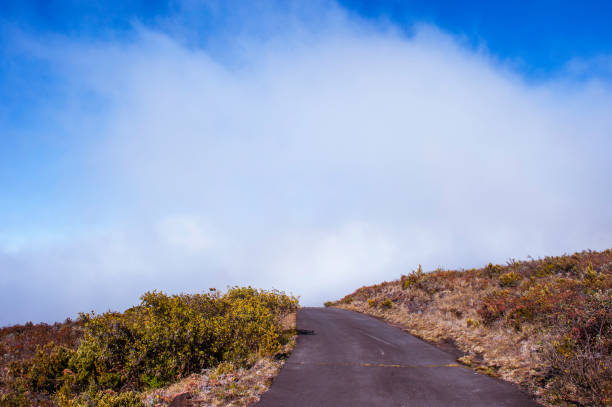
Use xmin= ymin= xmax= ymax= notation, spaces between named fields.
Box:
xmin=0 ymin=287 xmax=298 ymax=407
xmin=328 ymin=249 xmax=612 ymax=406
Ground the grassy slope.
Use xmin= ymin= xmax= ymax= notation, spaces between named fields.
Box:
xmin=329 ymin=249 xmax=612 ymax=407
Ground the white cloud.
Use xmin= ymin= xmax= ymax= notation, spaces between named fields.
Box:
xmin=255 ymin=221 xmax=399 ymax=303
xmin=2 ymin=6 xmax=612 ymax=325
xmin=157 ymin=215 xmax=214 ymax=252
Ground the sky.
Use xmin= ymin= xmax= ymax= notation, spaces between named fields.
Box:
xmin=1 ymin=1 xmax=612 ymax=325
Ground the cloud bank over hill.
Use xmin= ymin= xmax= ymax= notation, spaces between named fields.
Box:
xmin=2 ymin=2 xmax=612 ymax=325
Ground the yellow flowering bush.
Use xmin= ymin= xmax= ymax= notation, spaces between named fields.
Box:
xmin=498 ymin=271 xmax=522 ymax=287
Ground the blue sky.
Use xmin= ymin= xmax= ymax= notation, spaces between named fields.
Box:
xmin=1 ymin=1 xmax=612 ymax=325
xmin=3 ymin=1 xmax=612 ymax=72
xmin=344 ymin=1 xmax=612 ymax=76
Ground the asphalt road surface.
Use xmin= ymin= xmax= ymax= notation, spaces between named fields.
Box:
xmin=256 ymin=307 xmax=539 ymax=407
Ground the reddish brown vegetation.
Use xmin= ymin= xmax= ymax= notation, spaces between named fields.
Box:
xmin=0 ymin=319 xmax=83 ymax=406
xmin=331 ymin=249 xmax=612 ymax=406
xmin=0 ymin=319 xmax=83 ymax=360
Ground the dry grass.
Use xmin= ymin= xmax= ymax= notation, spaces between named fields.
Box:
xmin=330 ymin=249 xmax=612 ymax=407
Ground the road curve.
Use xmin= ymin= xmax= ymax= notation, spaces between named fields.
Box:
xmin=256 ymin=307 xmax=539 ymax=407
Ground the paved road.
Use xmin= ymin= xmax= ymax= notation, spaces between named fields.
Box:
xmin=256 ymin=307 xmax=539 ymax=407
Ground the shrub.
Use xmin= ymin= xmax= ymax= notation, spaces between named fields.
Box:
xmin=2 ymin=287 xmax=298 ymax=406
xmin=69 ymin=288 xmax=297 ymax=392
xmin=582 ymin=263 xmax=609 ymax=289
xmin=323 ymin=301 xmax=334 ymax=307
xmin=544 ymin=290 xmax=612 ymax=406
xmin=584 ymin=263 xmax=599 ymax=281
xmin=533 ymin=255 xmax=580 ymax=277
xmin=367 ymin=299 xmax=376 ymax=308
xmin=499 ymin=271 xmax=522 ymax=287
xmin=484 ymin=263 xmax=503 ymax=277
xmin=466 ymin=318 xmax=480 ymax=328
xmin=477 ymin=290 xmax=512 ymax=324
xmin=24 ymin=343 xmax=75 ymax=394
xmin=402 ymin=265 xmax=425 ymax=289
xmin=95 ymin=391 xmax=144 ymax=407
xmin=380 ymin=298 xmax=393 ymax=309
xmin=61 ymin=390 xmax=146 ymax=407
xmin=0 ymin=382 xmax=29 ymax=407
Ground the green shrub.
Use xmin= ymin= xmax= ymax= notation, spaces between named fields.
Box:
xmin=534 ymin=256 xmax=580 ymax=277
xmin=380 ymin=298 xmax=393 ymax=309
xmin=367 ymin=299 xmax=376 ymax=308
xmin=25 ymin=343 xmax=75 ymax=394
xmin=0 ymin=382 xmax=29 ymax=407
xmin=402 ymin=265 xmax=425 ymax=289
xmin=466 ymin=318 xmax=480 ymax=328
xmin=499 ymin=271 xmax=522 ymax=287
xmin=95 ymin=391 xmax=144 ymax=407
xmin=583 ymin=263 xmax=607 ymax=288
xmin=3 ymin=287 xmax=298 ymax=406
xmin=68 ymin=288 xmax=297 ymax=392
xmin=323 ymin=301 xmax=334 ymax=307
xmin=484 ymin=263 xmax=503 ymax=277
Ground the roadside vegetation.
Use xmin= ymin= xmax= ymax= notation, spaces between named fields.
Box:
xmin=1 ymin=287 xmax=298 ymax=406
xmin=328 ymin=249 xmax=612 ymax=406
